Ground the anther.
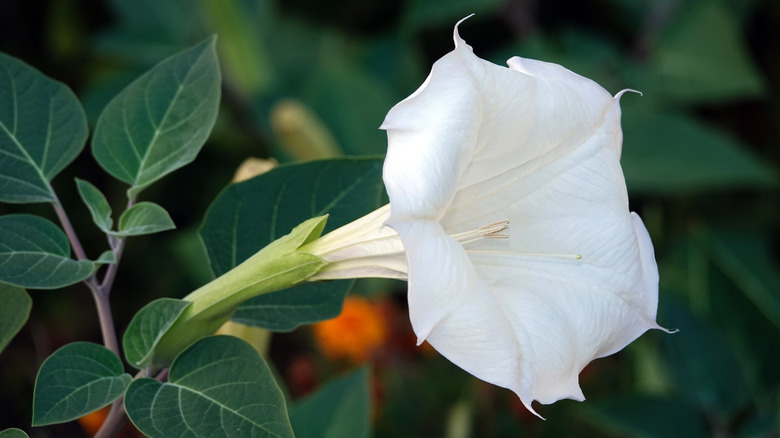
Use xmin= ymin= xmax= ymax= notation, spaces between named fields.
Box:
xmin=451 ymin=220 xmax=510 ymax=245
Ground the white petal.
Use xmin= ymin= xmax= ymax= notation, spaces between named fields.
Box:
xmin=392 ymin=213 xmax=660 ymax=412
xmin=379 ymin=19 xmax=664 ymax=414
xmin=389 ymin=220 xmax=481 ymax=343
xmin=382 ymin=21 xmax=617 ymax=224
xmin=441 ymin=99 xmax=629 ymax=268
xmin=437 ymin=101 xmax=659 ymax=407
xmin=381 ymin=44 xmax=481 ymax=222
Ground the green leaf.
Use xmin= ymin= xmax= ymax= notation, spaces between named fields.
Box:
xmin=111 ymin=201 xmax=175 ymax=236
xmin=123 ymin=297 xmax=190 ymax=369
xmin=32 ymin=342 xmax=132 ymax=426
xmin=707 ymin=231 xmax=780 ymax=330
xmin=621 ymin=110 xmax=778 ymax=194
xmin=75 ymin=178 xmax=113 ymax=232
xmin=0 ymin=214 xmax=94 ymax=289
xmin=737 ymin=412 xmax=780 ymax=437
xmin=649 ymin=0 xmax=765 ymax=103
xmin=660 ymin=300 xmax=751 ymax=415
xmin=494 ymin=30 xmax=627 ymax=94
xmin=199 ymin=0 xmax=272 ymax=95
xmin=363 ymin=36 xmax=427 ymax=104
xmin=94 ymin=250 xmax=116 ymax=265
xmin=0 ymin=429 xmax=29 ymax=438
xmin=0 ymin=283 xmax=31 ymax=355
xmin=582 ymin=395 xmax=708 ymax=438
xmin=678 ymin=227 xmax=780 ymax=403
xmin=106 ymin=0 xmax=205 ymax=48
xmin=303 ymin=68 xmax=396 ymax=156
xmin=92 ymin=36 xmax=221 ymax=198
xmin=290 ymin=367 xmax=371 ymax=438
xmin=201 ymin=158 xmax=385 ymax=277
xmin=401 ymin=0 xmax=509 ymax=31
xmin=125 ymin=336 xmax=294 ymax=438
xmin=0 ymin=53 xmax=88 ymax=203
xmin=231 ymin=280 xmax=350 ymax=332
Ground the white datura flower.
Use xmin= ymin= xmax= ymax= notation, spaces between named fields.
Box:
xmin=306 ymin=17 xmax=668 ymax=416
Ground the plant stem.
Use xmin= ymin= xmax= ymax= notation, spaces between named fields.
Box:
xmin=90 ymin=285 xmax=120 ymax=356
xmin=51 ymin=189 xmax=130 ymax=438
xmin=94 ymin=398 xmax=127 ymax=438
xmin=155 ymin=367 xmax=169 ymax=382
xmin=101 ymin=197 xmax=135 ymax=292
xmin=95 ymin=369 xmax=151 ymax=438
xmin=52 ymin=198 xmax=88 ymax=261
xmin=101 ymin=236 xmax=127 ymax=292
xmin=50 ymin=196 xmax=137 ymax=357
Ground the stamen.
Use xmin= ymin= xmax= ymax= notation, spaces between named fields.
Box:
xmin=451 ymin=220 xmax=510 ymax=245
xmin=450 ymin=221 xmax=581 ymax=260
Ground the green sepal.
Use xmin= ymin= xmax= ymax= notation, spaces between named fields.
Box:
xmin=128 ymin=216 xmax=329 ymax=369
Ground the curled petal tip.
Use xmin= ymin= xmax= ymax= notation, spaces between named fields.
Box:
xmin=615 ymin=88 xmax=643 ymax=100
xmin=506 ymin=56 xmax=528 ymax=74
xmin=521 ymin=398 xmax=545 ymax=420
xmin=414 ymin=323 xmax=433 ymax=346
xmin=453 ymin=14 xmax=475 ymax=46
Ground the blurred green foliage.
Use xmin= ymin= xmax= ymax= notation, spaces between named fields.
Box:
xmin=0 ymin=0 xmax=778 ymax=436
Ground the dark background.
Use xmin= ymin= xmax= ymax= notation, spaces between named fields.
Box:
xmin=1 ymin=0 xmax=778 ymax=436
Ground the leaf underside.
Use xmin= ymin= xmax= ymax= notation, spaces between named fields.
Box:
xmin=91 ymin=36 xmax=221 ymax=197
xmin=0 ymin=214 xmax=94 ymax=289
xmin=231 ymin=280 xmax=351 ymax=332
xmin=122 ymin=298 xmax=191 ymax=369
xmin=0 ymin=283 xmax=32 ymax=355
xmin=290 ymin=367 xmax=371 ymax=438
xmin=0 ymin=53 xmax=88 ymax=204
xmin=125 ymin=336 xmax=294 ymax=438
xmin=32 ymin=342 xmax=132 ymax=426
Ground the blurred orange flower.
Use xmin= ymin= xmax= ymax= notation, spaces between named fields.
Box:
xmin=78 ymin=406 xmax=142 ymax=437
xmin=78 ymin=407 xmax=108 ymax=436
xmin=313 ymin=295 xmax=388 ymax=363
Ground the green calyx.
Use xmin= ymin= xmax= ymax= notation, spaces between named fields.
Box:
xmin=127 ymin=215 xmax=329 ymax=370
